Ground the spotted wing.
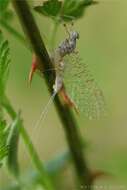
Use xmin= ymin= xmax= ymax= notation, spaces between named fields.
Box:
xmin=63 ymin=53 xmax=106 ymax=119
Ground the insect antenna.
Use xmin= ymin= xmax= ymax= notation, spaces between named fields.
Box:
xmin=63 ymin=23 xmax=71 ymax=37
xmin=63 ymin=21 xmax=75 ymax=36
xmin=31 ymin=91 xmax=57 ymax=140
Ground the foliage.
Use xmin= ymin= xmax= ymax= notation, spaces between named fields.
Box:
xmin=0 ymin=0 xmax=25 ymax=47
xmin=0 ymin=0 xmax=13 ymax=21
xmin=0 ymin=30 xmax=10 ymax=167
xmin=0 ymin=31 xmax=10 ymax=101
xmin=6 ymin=114 xmax=21 ymax=177
xmin=34 ymin=0 xmax=62 ymax=18
xmin=0 ymin=31 xmax=20 ymax=175
xmin=34 ymin=0 xmax=98 ymax=22
xmin=0 ymin=115 xmax=20 ymax=173
xmin=0 ymin=0 xmax=9 ymax=12
xmin=0 ymin=120 xmax=9 ymax=167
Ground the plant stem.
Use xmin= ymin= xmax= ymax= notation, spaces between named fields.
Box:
xmin=3 ymin=96 xmax=54 ymax=190
xmin=0 ymin=19 xmax=28 ymax=48
xmin=12 ymin=0 xmax=92 ymax=188
xmin=19 ymin=126 xmax=54 ymax=190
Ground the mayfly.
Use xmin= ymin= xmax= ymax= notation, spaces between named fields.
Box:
xmin=52 ymin=24 xmax=105 ymax=119
xmin=29 ymin=24 xmax=105 ymax=132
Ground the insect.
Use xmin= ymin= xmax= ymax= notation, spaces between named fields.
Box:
xmin=51 ymin=24 xmax=105 ymax=119
xmin=30 ymin=23 xmax=105 ymax=134
xmin=51 ymin=24 xmax=80 ymax=110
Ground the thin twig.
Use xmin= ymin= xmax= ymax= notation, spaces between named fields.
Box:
xmin=12 ymin=0 xmax=92 ymax=188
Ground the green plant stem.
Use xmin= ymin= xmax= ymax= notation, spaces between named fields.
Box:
xmin=3 ymin=96 xmax=54 ymax=190
xmin=12 ymin=0 xmax=92 ymax=189
xmin=0 ymin=19 xmax=28 ymax=48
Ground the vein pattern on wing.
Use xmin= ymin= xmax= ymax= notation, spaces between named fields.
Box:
xmin=63 ymin=53 xmax=106 ymax=119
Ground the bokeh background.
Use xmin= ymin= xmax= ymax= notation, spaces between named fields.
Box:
xmin=0 ymin=0 xmax=127 ymax=189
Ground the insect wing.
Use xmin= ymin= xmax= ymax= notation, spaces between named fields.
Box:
xmin=63 ymin=53 xmax=106 ymax=119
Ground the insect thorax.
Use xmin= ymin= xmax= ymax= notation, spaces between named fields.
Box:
xmin=58 ymin=31 xmax=79 ymax=57
xmin=52 ymin=30 xmax=79 ymax=93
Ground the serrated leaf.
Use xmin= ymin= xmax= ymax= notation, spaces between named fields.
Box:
xmin=61 ymin=0 xmax=98 ymax=21
xmin=34 ymin=0 xmax=62 ymax=17
xmin=0 ymin=0 xmax=9 ymax=12
xmin=0 ymin=120 xmax=9 ymax=167
xmin=0 ymin=31 xmax=10 ymax=104
xmin=34 ymin=0 xmax=98 ymax=22
xmin=6 ymin=113 xmax=21 ymax=176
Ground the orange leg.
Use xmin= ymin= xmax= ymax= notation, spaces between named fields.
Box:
xmin=59 ymin=86 xmax=79 ymax=114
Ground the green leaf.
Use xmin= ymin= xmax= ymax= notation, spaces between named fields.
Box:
xmin=34 ymin=0 xmax=98 ymax=22
xmin=0 ymin=32 xmax=20 ymax=173
xmin=0 ymin=120 xmax=9 ymax=167
xmin=0 ymin=0 xmax=13 ymax=23
xmin=61 ymin=0 xmax=98 ymax=21
xmin=0 ymin=31 xmax=10 ymax=104
xmin=34 ymin=0 xmax=62 ymax=17
xmin=6 ymin=113 xmax=21 ymax=177
xmin=0 ymin=113 xmax=20 ymax=172
xmin=0 ymin=0 xmax=9 ymax=12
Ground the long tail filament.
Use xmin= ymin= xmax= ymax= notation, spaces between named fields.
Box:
xmin=31 ymin=91 xmax=57 ymax=139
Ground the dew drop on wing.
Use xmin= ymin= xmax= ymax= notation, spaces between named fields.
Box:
xmin=63 ymin=53 xmax=106 ymax=119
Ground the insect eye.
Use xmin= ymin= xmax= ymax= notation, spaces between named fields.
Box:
xmin=73 ymin=32 xmax=79 ymax=39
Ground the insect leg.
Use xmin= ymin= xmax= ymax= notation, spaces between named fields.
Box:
xmin=59 ymin=86 xmax=79 ymax=114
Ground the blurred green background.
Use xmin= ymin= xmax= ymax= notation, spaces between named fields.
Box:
xmin=1 ymin=0 xmax=127 ymax=189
